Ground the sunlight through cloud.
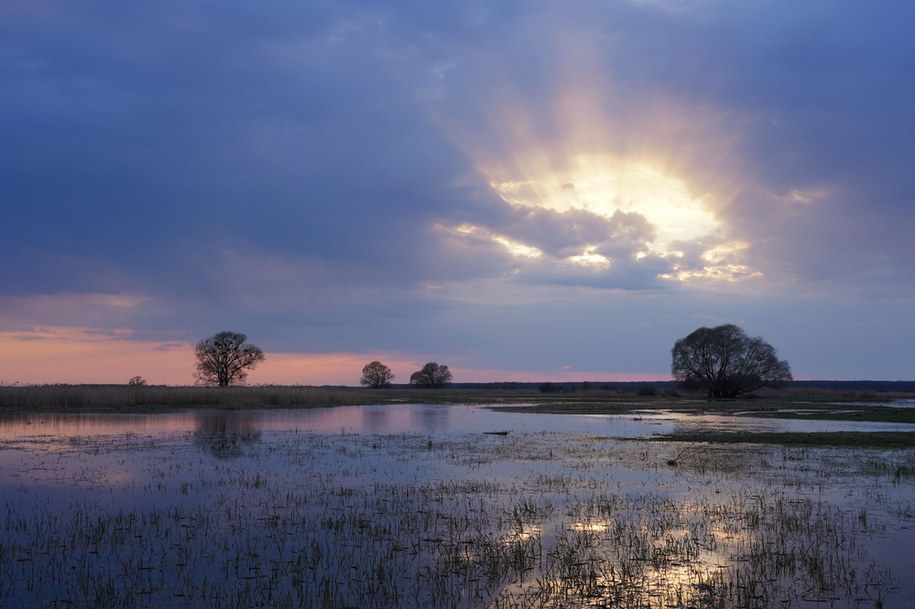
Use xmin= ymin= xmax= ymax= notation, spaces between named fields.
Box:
xmin=566 ymin=246 xmax=611 ymax=269
xmin=659 ymin=241 xmax=762 ymax=283
xmin=490 ymin=155 xmax=720 ymax=249
xmin=446 ymin=223 xmax=544 ymax=259
xmin=426 ymin=51 xmax=759 ymax=290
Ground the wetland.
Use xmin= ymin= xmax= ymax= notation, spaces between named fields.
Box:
xmin=1 ymin=399 xmax=914 ymax=608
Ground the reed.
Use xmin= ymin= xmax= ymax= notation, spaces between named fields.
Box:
xmin=0 ymin=384 xmax=388 ymax=411
xmin=0 ymin=426 xmax=910 ymax=607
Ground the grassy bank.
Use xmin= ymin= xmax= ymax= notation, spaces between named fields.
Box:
xmin=0 ymin=384 xmax=392 ymax=411
xmin=1 ymin=383 xmax=913 ymax=417
xmin=0 ymin=384 xmax=584 ymax=411
xmin=648 ymin=430 xmax=915 ymax=449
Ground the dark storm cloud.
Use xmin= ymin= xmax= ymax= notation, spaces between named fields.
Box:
xmin=0 ymin=0 xmax=470 ymax=298
xmin=493 ymin=207 xmax=657 ymax=260
xmin=7 ymin=0 xmax=913 ymax=296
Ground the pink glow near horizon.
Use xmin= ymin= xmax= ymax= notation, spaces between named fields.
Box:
xmin=444 ymin=366 xmax=667 ymax=384
xmin=0 ymin=328 xmax=196 ymax=385
xmin=0 ymin=327 xmax=669 ymax=386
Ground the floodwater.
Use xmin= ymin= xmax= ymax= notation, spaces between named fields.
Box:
xmin=1 ymin=404 xmax=914 ymax=608
xmin=837 ymin=398 xmax=915 ymax=409
xmin=3 ymin=402 xmax=914 ymax=441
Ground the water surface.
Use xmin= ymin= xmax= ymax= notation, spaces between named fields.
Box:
xmin=1 ymin=404 xmax=913 ymax=608
xmin=4 ymin=402 xmax=914 ymax=444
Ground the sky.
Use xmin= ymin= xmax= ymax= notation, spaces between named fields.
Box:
xmin=2 ymin=0 xmax=914 ymax=386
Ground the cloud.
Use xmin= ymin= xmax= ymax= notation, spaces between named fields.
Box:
xmin=0 ymin=293 xmax=149 ymax=331
xmin=416 ymin=0 xmax=915 ymax=295
xmin=1 ymin=0 xmax=914 ymax=382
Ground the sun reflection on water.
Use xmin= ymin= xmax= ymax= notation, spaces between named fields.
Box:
xmin=0 ymin=407 xmax=912 ymax=608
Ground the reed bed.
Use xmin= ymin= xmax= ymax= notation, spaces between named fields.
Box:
xmin=0 ymin=424 xmax=912 ymax=608
xmin=0 ymin=384 xmax=390 ymax=411
xmin=0 ymin=384 xmax=570 ymax=411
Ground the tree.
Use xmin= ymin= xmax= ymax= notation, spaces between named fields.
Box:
xmin=360 ymin=360 xmax=395 ymax=388
xmin=194 ymin=331 xmax=265 ymax=387
xmin=671 ymin=324 xmax=792 ymax=398
xmin=127 ymin=376 xmax=147 ymax=386
xmin=409 ymin=362 xmax=452 ymax=388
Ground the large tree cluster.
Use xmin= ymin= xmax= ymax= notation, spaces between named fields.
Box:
xmin=409 ymin=362 xmax=452 ymax=388
xmin=671 ymin=324 xmax=792 ymax=398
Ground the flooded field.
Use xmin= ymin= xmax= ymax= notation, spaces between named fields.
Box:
xmin=1 ymin=405 xmax=914 ymax=608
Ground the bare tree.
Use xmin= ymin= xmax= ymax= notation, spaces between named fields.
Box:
xmin=360 ymin=361 xmax=395 ymax=388
xmin=409 ymin=362 xmax=452 ymax=388
xmin=671 ymin=324 xmax=791 ymax=398
xmin=194 ymin=331 xmax=265 ymax=387
xmin=127 ymin=376 xmax=147 ymax=386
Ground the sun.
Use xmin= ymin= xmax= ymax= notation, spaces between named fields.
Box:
xmin=489 ymin=153 xmax=720 ymax=252
xmin=426 ymin=57 xmax=759 ymax=284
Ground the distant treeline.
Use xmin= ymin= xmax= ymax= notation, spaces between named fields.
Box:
xmin=786 ymin=380 xmax=915 ymax=393
xmin=2 ymin=379 xmax=913 ymax=412
xmin=393 ymin=380 xmax=915 ymax=393
xmin=4 ymin=380 xmax=915 ymax=394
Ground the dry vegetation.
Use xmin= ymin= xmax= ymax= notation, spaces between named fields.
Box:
xmin=0 ymin=384 xmax=388 ymax=411
xmin=1 ymin=382 xmax=913 ymax=415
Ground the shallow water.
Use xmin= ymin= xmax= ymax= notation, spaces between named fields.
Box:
xmin=840 ymin=398 xmax=915 ymax=409
xmin=3 ymin=402 xmax=914 ymax=443
xmin=1 ymin=404 xmax=914 ymax=608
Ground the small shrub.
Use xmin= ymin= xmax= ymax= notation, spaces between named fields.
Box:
xmin=636 ymin=384 xmax=657 ymax=397
xmin=538 ymin=382 xmax=558 ymax=393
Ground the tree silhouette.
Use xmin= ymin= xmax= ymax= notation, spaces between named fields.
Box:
xmin=671 ymin=324 xmax=791 ymax=398
xmin=409 ymin=362 xmax=452 ymax=388
xmin=360 ymin=361 xmax=395 ymax=388
xmin=194 ymin=331 xmax=265 ymax=387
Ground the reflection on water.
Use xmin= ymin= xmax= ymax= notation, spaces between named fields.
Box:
xmin=0 ymin=404 xmax=913 ymax=608
xmin=361 ymin=406 xmax=389 ymax=434
xmin=410 ymin=403 xmax=451 ymax=433
xmin=4 ymin=404 xmax=913 ymax=445
xmin=193 ymin=411 xmax=263 ymax=458
xmin=666 ymin=410 xmax=915 ymax=435
xmin=873 ymin=398 xmax=915 ymax=409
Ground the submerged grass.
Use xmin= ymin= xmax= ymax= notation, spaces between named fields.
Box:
xmin=1 ymin=425 xmax=913 ymax=608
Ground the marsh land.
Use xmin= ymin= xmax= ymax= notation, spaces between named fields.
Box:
xmin=1 ymin=387 xmax=914 ymax=607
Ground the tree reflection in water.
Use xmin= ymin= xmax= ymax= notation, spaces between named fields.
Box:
xmin=410 ymin=403 xmax=450 ymax=433
xmin=193 ymin=411 xmax=262 ymax=458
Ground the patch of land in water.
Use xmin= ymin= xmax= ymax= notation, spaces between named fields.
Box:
xmin=646 ymin=430 xmax=915 ymax=449
xmin=492 ymin=396 xmax=915 ymax=421
xmin=492 ymin=398 xmax=915 ymax=447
